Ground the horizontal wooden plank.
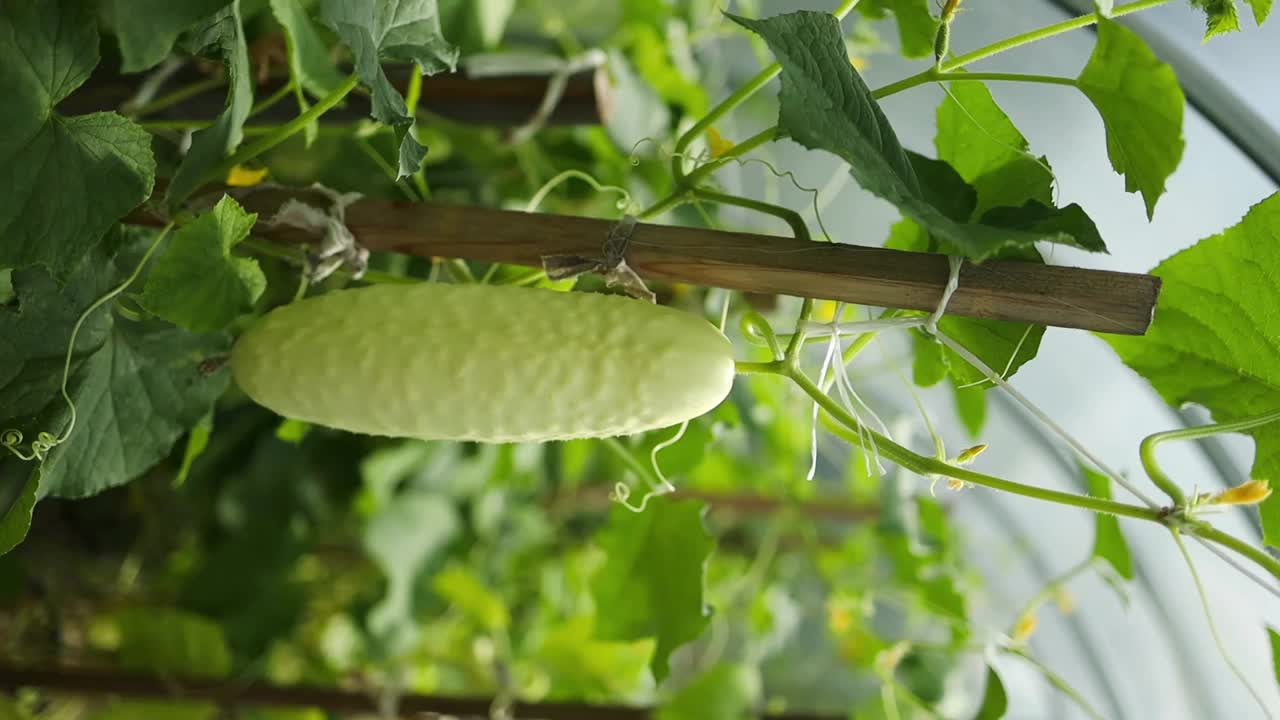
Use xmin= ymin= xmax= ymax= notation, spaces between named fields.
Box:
xmin=132 ymin=192 xmax=1160 ymax=335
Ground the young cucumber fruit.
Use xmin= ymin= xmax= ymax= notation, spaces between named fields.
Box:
xmin=231 ymin=283 xmax=736 ymax=442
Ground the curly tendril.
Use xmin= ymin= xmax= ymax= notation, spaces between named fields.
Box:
xmin=1 ymin=224 xmax=175 ymax=469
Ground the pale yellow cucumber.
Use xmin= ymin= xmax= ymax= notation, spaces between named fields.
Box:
xmin=231 ymin=283 xmax=735 ymax=442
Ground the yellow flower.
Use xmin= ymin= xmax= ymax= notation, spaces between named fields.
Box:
xmin=1211 ymin=479 xmax=1272 ymax=506
xmin=1054 ymin=589 xmax=1076 ymax=615
xmin=953 ymin=444 xmax=987 ymax=465
xmin=226 ymin=164 xmax=269 ymax=187
xmin=1011 ymin=612 xmax=1038 ymax=644
xmin=707 ymin=127 xmax=735 ymax=159
xmin=828 ymin=604 xmax=853 ymax=634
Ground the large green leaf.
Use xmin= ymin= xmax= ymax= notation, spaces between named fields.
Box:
xmin=591 ymin=497 xmax=714 ymax=682
xmin=935 ymin=79 xmax=1053 ymax=218
xmin=0 ymin=242 xmax=230 ymax=501
xmin=657 ymin=663 xmax=761 ymax=720
xmin=1082 ymin=466 xmax=1134 ymax=579
xmin=534 ymin=616 xmax=655 ymax=701
xmin=0 ymin=0 xmax=155 ymax=281
xmin=856 ymin=0 xmax=939 ymax=59
xmin=432 ymin=563 xmax=509 ymax=632
xmin=142 ymin=196 xmax=264 ymax=332
xmin=730 ymin=11 xmax=1100 ymax=260
xmin=364 ymin=491 xmax=459 ymax=653
xmin=167 ymin=3 xmax=253 ymax=206
xmin=1104 ymin=193 xmax=1280 ymax=546
xmin=0 ymin=472 xmax=39 ymax=555
xmin=320 ymin=0 xmax=459 ymax=177
xmin=268 ymin=0 xmax=345 ymax=99
xmin=1188 ymin=0 xmax=1241 ymax=36
xmin=973 ymin=665 xmax=1008 ymax=719
xmin=1077 ymin=19 xmax=1184 ymax=220
xmin=115 ymin=607 xmax=232 ymax=677
xmin=104 ymin=0 xmax=233 ymax=72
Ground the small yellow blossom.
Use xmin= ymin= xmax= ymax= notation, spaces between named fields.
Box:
xmin=954 ymin=444 xmax=987 ymax=465
xmin=707 ymin=127 xmax=735 ymax=158
xmin=1211 ymin=479 xmax=1272 ymax=506
xmin=828 ymin=604 xmax=853 ymax=634
xmin=1011 ymin=612 xmax=1038 ymax=644
xmin=226 ymin=164 xmax=269 ymax=187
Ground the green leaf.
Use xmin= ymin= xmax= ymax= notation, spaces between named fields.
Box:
xmin=0 ymin=471 xmax=39 ymax=555
xmin=167 ymin=3 xmax=254 ymax=206
xmin=657 ymin=663 xmax=761 ymax=720
xmin=935 ymin=79 xmax=1053 ymax=218
xmin=730 ymin=11 xmax=1099 ymax=260
xmin=364 ymin=492 xmax=459 ymax=653
xmin=104 ymin=0 xmax=233 ymax=71
xmin=1189 ymin=0 xmax=1241 ymax=36
xmin=269 ymin=0 xmax=346 ymax=98
xmin=320 ymin=0 xmax=459 ymax=177
xmin=1077 ymin=19 xmax=1184 ymax=220
xmin=115 ymin=607 xmax=231 ymax=677
xmin=432 ymin=563 xmax=509 ymax=631
xmin=1104 ymin=193 xmax=1280 ymax=546
xmin=857 ymin=0 xmax=940 ymax=59
xmin=973 ymin=665 xmax=1008 ymax=719
xmin=1246 ymin=0 xmax=1274 ymax=24
xmin=0 ymin=0 xmax=155 ymax=281
xmin=1082 ymin=466 xmax=1134 ymax=579
xmin=0 ymin=245 xmax=230 ymax=500
xmin=142 ymin=196 xmax=264 ymax=332
xmin=591 ymin=497 xmax=714 ymax=682
xmin=475 ymin=0 xmax=517 ymax=48
xmin=953 ymin=384 xmax=988 ymax=438
xmin=1269 ymin=627 xmax=1280 ymax=688
xmin=534 ymin=616 xmax=655 ymax=700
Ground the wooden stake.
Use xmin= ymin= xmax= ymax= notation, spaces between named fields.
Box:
xmin=0 ymin=664 xmax=842 ymax=720
xmin=129 ymin=191 xmax=1160 ymax=335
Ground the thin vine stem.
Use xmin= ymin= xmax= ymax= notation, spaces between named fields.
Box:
xmin=787 ymin=368 xmax=1163 ymax=521
xmin=1141 ymin=408 xmax=1280 ymax=506
xmin=691 ymin=188 xmax=811 ymax=242
xmin=772 ymin=360 xmax=1280 ymax=583
xmin=1170 ymin=531 xmax=1273 ymax=718
xmin=1005 ymin=648 xmax=1106 ymax=720
xmin=205 ymin=73 xmax=360 ymax=188
xmin=669 ymin=0 xmax=864 ymax=184
xmin=126 ymin=75 xmax=224 ymax=118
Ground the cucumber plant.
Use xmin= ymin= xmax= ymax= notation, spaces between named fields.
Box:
xmin=1 ymin=0 xmax=1279 ymax=718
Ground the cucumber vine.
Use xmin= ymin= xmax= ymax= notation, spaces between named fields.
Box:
xmin=2 ymin=0 xmax=1278 ymax=717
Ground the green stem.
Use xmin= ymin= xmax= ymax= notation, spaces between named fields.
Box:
xmin=248 ymin=80 xmax=297 ymax=120
xmin=1190 ymin=522 xmax=1280 ymax=582
xmin=1009 ymin=556 xmax=1094 ymax=634
xmin=790 ymin=369 xmax=1162 ymax=521
xmin=937 ymin=71 xmax=1078 ymax=88
xmin=874 ymin=0 xmax=1170 ymax=100
xmin=638 ymin=128 xmax=776 ymax=220
xmin=734 ymin=360 xmax=785 ymax=375
xmin=942 ymin=0 xmax=1169 ymax=71
xmin=691 ymin=188 xmax=810 ymax=242
xmin=1005 ymin=648 xmax=1106 ymax=720
xmin=669 ymin=0 xmax=864 ymax=183
xmin=127 ymin=75 xmax=225 ymax=118
xmin=1170 ymin=531 xmax=1272 ymax=717
xmin=1140 ymin=408 xmax=1280 ymax=506
xmin=205 ymin=73 xmax=359 ymax=187
xmin=788 ymin=363 xmax=1280 ymax=583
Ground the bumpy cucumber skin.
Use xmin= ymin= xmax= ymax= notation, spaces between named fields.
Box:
xmin=231 ymin=283 xmax=735 ymax=442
